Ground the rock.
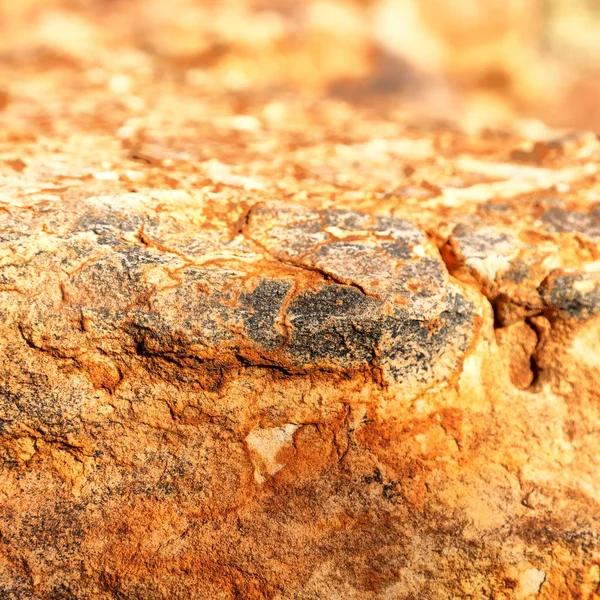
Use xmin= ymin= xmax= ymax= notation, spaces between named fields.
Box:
xmin=0 ymin=25 xmax=599 ymax=600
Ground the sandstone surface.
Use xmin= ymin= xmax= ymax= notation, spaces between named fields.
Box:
xmin=0 ymin=12 xmax=599 ymax=600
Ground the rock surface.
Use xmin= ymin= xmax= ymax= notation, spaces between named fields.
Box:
xmin=1 ymin=29 xmax=600 ymax=600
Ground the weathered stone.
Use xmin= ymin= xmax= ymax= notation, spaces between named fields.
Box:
xmin=0 ymin=18 xmax=599 ymax=600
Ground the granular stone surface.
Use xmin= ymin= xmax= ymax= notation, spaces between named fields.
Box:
xmin=0 ymin=13 xmax=599 ymax=600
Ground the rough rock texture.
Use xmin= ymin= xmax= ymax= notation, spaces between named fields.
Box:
xmin=1 ymin=32 xmax=600 ymax=600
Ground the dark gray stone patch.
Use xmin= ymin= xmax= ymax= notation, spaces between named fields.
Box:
xmin=74 ymin=208 xmax=143 ymax=235
xmin=323 ymin=208 xmax=372 ymax=231
xmin=539 ymin=273 xmax=600 ymax=320
xmin=269 ymin=221 xmax=331 ymax=258
xmin=283 ymin=281 xmax=476 ymax=387
xmin=379 ymin=241 xmax=412 ymax=260
xmin=501 ymin=259 xmax=531 ymax=284
xmin=70 ymin=245 xmax=176 ymax=308
xmin=286 ymin=284 xmax=382 ymax=366
xmin=125 ymin=267 xmax=244 ymax=353
xmin=0 ymin=371 xmax=87 ymax=435
xmin=373 ymin=215 xmax=424 ymax=244
xmin=381 ymin=288 xmax=474 ymax=385
xmin=541 ymin=208 xmax=600 ymax=240
xmin=451 ymin=223 xmax=515 ymax=258
xmin=240 ymin=278 xmax=294 ymax=350
xmin=396 ymin=258 xmax=446 ymax=300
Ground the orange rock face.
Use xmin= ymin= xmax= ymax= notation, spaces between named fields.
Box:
xmin=0 ymin=4 xmax=599 ymax=600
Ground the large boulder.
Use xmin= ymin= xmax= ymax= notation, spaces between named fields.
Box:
xmin=0 ymin=27 xmax=598 ymax=599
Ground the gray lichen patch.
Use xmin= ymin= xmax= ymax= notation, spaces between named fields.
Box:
xmin=245 ymin=201 xmax=449 ymax=320
xmin=239 ymin=278 xmax=295 ymax=351
xmin=539 ymin=270 xmax=600 ymax=320
xmin=541 ymin=206 xmax=600 ymax=241
xmin=448 ymin=222 xmax=521 ymax=286
xmin=379 ymin=284 xmax=475 ymax=390
xmin=285 ymin=284 xmax=383 ymax=366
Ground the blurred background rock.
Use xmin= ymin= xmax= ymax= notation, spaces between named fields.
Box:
xmin=1 ymin=0 xmax=600 ymax=130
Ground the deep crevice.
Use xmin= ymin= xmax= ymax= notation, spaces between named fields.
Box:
xmin=434 ymin=232 xmax=549 ymax=392
xmin=524 ymin=316 xmax=544 ymax=389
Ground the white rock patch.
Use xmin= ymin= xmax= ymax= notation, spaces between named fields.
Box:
xmin=518 ymin=568 xmax=546 ymax=598
xmin=246 ymin=424 xmax=298 ymax=484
